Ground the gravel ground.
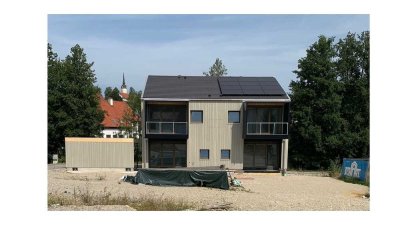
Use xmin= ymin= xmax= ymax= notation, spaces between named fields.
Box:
xmin=48 ymin=167 xmax=369 ymax=211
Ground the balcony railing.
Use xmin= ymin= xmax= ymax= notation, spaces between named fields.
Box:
xmin=146 ymin=121 xmax=187 ymax=135
xmin=247 ymin=122 xmax=288 ymax=135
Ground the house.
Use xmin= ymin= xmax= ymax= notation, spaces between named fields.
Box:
xmin=100 ymin=74 xmax=139 ymax=138
xmin=141 ymin=75 xmax=290 ymax=172
xmin=100 ymin=96 xmax=133 ymax=138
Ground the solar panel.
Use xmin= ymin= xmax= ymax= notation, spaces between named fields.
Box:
xmin=218 ymin=77 xmax=286 ymax=96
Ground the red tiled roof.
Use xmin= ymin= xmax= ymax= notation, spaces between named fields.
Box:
xmin=99 ymin=96 xmax=138 ymax=128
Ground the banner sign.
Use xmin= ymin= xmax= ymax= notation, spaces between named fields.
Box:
xmin=341 ymin=158 xmax=369 ymax=181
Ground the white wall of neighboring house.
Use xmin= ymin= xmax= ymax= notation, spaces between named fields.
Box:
xmin=102 ymin=128 xmax=128 ymax=138
xmin=102 ymin=124 xmax=139 ymax=139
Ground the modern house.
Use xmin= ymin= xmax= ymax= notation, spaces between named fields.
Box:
xmin=141 ymin=75 xmax=290 ymax=172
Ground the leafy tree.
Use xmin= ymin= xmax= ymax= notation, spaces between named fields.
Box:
xmin=104 ymin=87 xmax=113 ymax=99
xmin=289 ymin=32 xmax=370 ymax=169
xmin=126 ymin=87 xmax=142 ymax=167
xmin=203 ymin=58 xmax=228 ymax=76
xmin=289 ymin=36 xmax=344 ymax=169
xmin=48 ymin=44 xmax=105 ymax=158
xmin=336 ymin=31 xmax=369 ymax=158
xmin=111 ymin=87 xmax=123 ymax=101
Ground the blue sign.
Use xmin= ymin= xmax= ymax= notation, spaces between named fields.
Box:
xmin=341 ymin=158 xmax=369 ymax=181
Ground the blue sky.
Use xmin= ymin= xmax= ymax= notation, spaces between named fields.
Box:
xmin=48 ymin=14 xmax=369 ymax=93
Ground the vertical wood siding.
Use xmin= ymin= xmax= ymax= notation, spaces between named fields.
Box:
xmin=65 ymin=138 xmax=134 ymax=168
xmin=187 ymin=101 xmax=244 ymax=169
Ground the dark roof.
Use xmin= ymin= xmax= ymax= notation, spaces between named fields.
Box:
xmin=142 ymin=75 xmax=289 ymax=100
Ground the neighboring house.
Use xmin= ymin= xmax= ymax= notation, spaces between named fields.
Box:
xmin=100 ymin=95 xmax=136 ymax=138
xmin=141 ymin=75 xmax=290 ymax=171
xmin=100 ymin=74 xmax=139 ymax=138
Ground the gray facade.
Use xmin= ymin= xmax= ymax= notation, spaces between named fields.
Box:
xmin=141 ymin=75 xmax=290 ymax=171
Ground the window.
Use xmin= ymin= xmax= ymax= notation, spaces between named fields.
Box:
xmin=191 ymin=110 xmax=203 ymax=123
xmin=228 ymin=111 xmax=240 ymax=123
xmin=106 ymin=135 xmax=111 ymax=138
xmin=200 ymin=149 xmax=209 ymax=159
xmin=221 ymin=149 xmax=231 ymax=159
xmin=113 ymin=134 xmax=117 ymax=138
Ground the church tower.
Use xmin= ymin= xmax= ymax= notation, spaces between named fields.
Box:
xmin=121 ymin=73 xmax=128 ymax=94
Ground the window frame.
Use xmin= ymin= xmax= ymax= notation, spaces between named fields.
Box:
xmin=199 ymin=149 xmax=210 ymax=159
xmin=191 ymin=110 xmax=203 ymax=123
xmin=221 ymin=149 xmax=231 ymax=159
xmin=228 ymin=111 xmax=240 ymax=123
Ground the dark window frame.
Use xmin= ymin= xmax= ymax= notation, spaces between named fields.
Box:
xmin=191 ymin=110 xmax=203 ymax=123
xmin=200 ymin=149 xmax=209 ymax=159
xmin=221 ymin=149 xmax=231 ymax=159
xmin=228 ymin=111 xmax=240 ymax=123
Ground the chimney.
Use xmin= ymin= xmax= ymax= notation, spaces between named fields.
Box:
xmin=107 ymin=98 xmax=113 ymax=106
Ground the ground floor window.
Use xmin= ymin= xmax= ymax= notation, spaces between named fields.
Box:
xmin=200 ymin=149 xmax=210 ymax=159
xmin=221 ymin=149 xmax=230 ymax=159
xmin=149 ymin=140 xmax=186 ymax=168
xmin=244 ymin=141 xmax=281 ymax=170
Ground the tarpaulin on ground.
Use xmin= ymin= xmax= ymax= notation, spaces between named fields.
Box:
xmin=126 ymin=169 xmax=229 ymax=190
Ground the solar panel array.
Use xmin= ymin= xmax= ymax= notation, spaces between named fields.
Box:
xmin=218 ymin=77 xmax=286 ymax=96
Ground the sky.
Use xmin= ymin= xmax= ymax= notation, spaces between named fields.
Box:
xmin=48 ymin=14 xmax=369 ymax=94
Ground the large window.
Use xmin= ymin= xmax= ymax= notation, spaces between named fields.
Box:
xmin=228 ymin=111 xmax=240 ymax=123
xmin=149 ymin=141 xmax=187 ymax=168
xmin=221 ymin=149 xmax=231 ymax=159
xmin=191 ymin=110 xmax=203 ymax=123
xmin=200 ymin=149 xmax=209 ymax=159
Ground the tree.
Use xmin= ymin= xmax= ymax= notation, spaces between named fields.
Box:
xmin=48 ymin=44 xmax=105 ymax=158
xmin=126 ymin=87 xmax=142 ymax=167
xmin=336 ymin=31 xmax=370 ymax=158
xmin=289 ymin=36 xmax=344 ymax=169
xmin=203 ymin=58 xmax=228 ymax=76
xmin=104 ymin=87 xmax=113 ymax=99
xmin=110 ymin=87 xmax=123 ymax=101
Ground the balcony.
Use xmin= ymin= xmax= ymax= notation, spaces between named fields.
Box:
xmin=246 ymin=122 xmax=288 ymax=135
xmin=146 ymin=121 xmax=187 ymax=135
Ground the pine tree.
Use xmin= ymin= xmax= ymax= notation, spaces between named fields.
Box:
xmin=203 ymin=58 xmax=228 ymax=76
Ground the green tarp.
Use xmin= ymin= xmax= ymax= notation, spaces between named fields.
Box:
xmin=126 ymin=169 xmax=229 ymax=190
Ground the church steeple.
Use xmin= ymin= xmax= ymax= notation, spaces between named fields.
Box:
xmin=121 ymin=73 xmax=128 ymax=94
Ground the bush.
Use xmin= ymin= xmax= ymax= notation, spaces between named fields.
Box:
xmin=328 ymin=159 xmax=342 ymax=178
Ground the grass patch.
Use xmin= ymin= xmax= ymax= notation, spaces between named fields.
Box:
xmin=48 ymin=187 xmax=195 ymax=211
xmin=328 ymin=159 xmax=342 ymax=178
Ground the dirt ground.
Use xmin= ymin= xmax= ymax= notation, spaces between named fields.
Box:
xmin=48 ymin=166 xmax=369 ymax=211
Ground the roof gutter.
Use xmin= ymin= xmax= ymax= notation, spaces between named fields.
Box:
xmin=141 ymin=98 xmax=291 ymax=102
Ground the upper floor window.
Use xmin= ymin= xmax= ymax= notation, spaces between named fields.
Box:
xmin=191 ymin=110 xmax=203 ymax=123
xmin=228 ymin=111 xmax=240 ymax=123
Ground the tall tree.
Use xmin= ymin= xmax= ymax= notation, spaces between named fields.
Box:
xmin=48 ymin=44 xmax=62 ymax=156
xmin=48 ymin=44 xmax=105 ymax=158
xmin=110 ymin=87 xmax=123 ymax=101
xmin=127 ymin=87 xmax=142 ymax=166
xmin=289 ymin=36 xmax=344 ymax=169
xmin=336 ymin=31 xmax=370 ymax=158
xmin=203 ymin=58 xmax=228 ymax=76
xmin=104 ymin=87 xmax=113 ymax=99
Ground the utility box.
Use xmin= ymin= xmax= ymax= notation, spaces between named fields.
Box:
xmin=52 ymin=154 xmax=58 ymax=164
xmin=65 ymin=137 xmax=134 ymax=171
